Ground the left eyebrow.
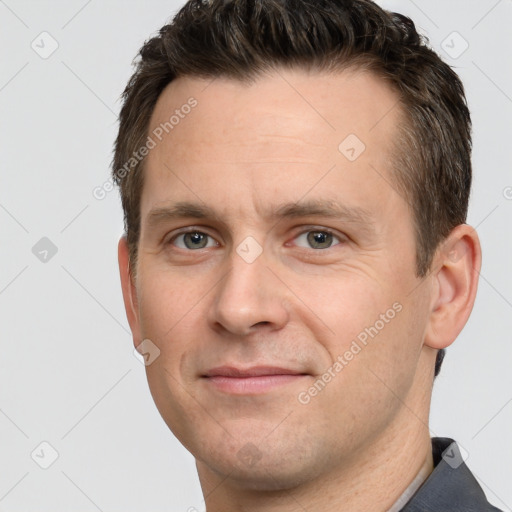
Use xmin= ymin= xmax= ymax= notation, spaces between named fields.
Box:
xmin=269 ymin=199 xmax=377 ymax=238
xmin=271 ymin=199 xmax=374 ymax=224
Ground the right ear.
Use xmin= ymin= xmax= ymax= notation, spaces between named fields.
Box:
xmin=118 ymin=236 xmax=142 ymax=348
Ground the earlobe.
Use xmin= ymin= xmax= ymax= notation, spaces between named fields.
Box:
xmin=118 ymin=236 xmax=142 ymax=347
xmin=424 ymin=225 xmax=482 ymax=350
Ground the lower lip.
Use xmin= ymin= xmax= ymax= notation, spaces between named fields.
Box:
xmin=204 ymin=374 xmax=307 ymax=394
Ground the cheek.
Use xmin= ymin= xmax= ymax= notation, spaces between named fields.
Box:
xmin=136 ymin=268 xmax=213 ymax=383
xmin=136 ymin=267 xmax=199 ymax=341
xmin=310 ymin=268 xmax=422 ymax=384
xmin=316 ymin=301 xmax=424 ymax=413
xmin=346 ymin=295 xmax=428 ymax=396
xmin=137 ymin=273 xmax=207 ymax=441
xmin=300 ymin=272 xmax=389 ymax=351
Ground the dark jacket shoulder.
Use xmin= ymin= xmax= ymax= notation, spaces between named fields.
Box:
xmin=400 ymin=437 xmax=503 ymax=512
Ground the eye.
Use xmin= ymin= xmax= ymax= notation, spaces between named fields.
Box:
xmin=293 ymin=229 xmax=342 ymax=250
xmin=171 ymin=230 xmax=218 ymax=250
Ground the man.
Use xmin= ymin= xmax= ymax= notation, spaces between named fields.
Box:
xmin=113 ymin=0 xmax=502 ymax=510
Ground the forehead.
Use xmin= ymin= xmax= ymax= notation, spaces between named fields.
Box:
xmin=142 ymin=68 xmax=406 ymax=222
xmin=149 ymin=67 xmax=401 ymax=146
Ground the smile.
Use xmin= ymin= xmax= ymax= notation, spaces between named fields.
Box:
xmin=202 ymin=366 xmax=309 ymax=394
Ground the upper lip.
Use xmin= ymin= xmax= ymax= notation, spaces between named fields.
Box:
xmin=203 ymin=366 xmax=307 ymax=378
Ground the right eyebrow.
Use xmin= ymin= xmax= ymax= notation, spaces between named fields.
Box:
xmin=146 ymin=202 xmax=220 ymax=229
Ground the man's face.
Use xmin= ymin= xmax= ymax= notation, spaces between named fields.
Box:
xmin=125 ymin=68 xmax=435 ymax=489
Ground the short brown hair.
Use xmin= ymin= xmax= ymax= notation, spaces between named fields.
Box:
xmin=112 ymin=0 xmax=472 ymax=377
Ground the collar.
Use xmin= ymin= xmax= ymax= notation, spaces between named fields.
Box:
xmin=397 ymin=437 xmax=502 ymax=511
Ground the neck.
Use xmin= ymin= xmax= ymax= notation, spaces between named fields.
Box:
xmin=387 ymin=447 xmax=434 ymax=512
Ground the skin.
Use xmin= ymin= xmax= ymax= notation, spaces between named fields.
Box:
xmin=118 ymin=68 xmax=481 ymax=511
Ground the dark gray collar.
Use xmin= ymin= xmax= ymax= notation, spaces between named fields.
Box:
xmin=400 ymin=437 xmax=502 ymax=511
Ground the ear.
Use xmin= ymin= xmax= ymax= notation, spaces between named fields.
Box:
xmin=118 ymin=236 xmax=142 ymax=348
xmin=424 ymin=224 xmax=482 ymax=350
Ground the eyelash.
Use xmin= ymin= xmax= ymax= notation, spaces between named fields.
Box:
xmin=166 ymin=227 xmax=345 ymax=251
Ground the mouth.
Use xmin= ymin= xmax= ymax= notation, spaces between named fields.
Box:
xmin=201 ymin=366 xmax=309 ymax=395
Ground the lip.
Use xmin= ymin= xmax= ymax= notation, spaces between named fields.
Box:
xmin=202 ymin=366 xmax=309 ymax=395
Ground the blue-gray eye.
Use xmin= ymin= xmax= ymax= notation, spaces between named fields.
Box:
xmin=295 ymin=230 xmax=339 ymax=249
xmin=173 ymin=231 xmax=216 ymax=249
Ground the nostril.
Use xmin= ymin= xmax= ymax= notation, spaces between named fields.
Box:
xmin=252 ymin=321 xmax=271 ymax=327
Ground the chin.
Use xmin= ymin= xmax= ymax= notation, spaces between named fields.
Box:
xmin=200 ymin=455 xmax=318 ymax=492
xmin=194 ymin=433 xmax=327 ymax=492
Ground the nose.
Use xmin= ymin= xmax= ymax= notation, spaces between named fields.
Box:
xmin=207 ymin=247 xmax=290 ymax=337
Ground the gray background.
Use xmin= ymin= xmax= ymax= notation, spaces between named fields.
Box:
xmin=1 ymin=0 xmax=511 ymax=510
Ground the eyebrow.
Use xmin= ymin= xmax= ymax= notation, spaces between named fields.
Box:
xmin=272 ymin=200 xmax=374 ymax=225
xmin=146 ymin=202 xmax=222 ymax=227
xmin=145 ymin=199 xmax=376 ymax=235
